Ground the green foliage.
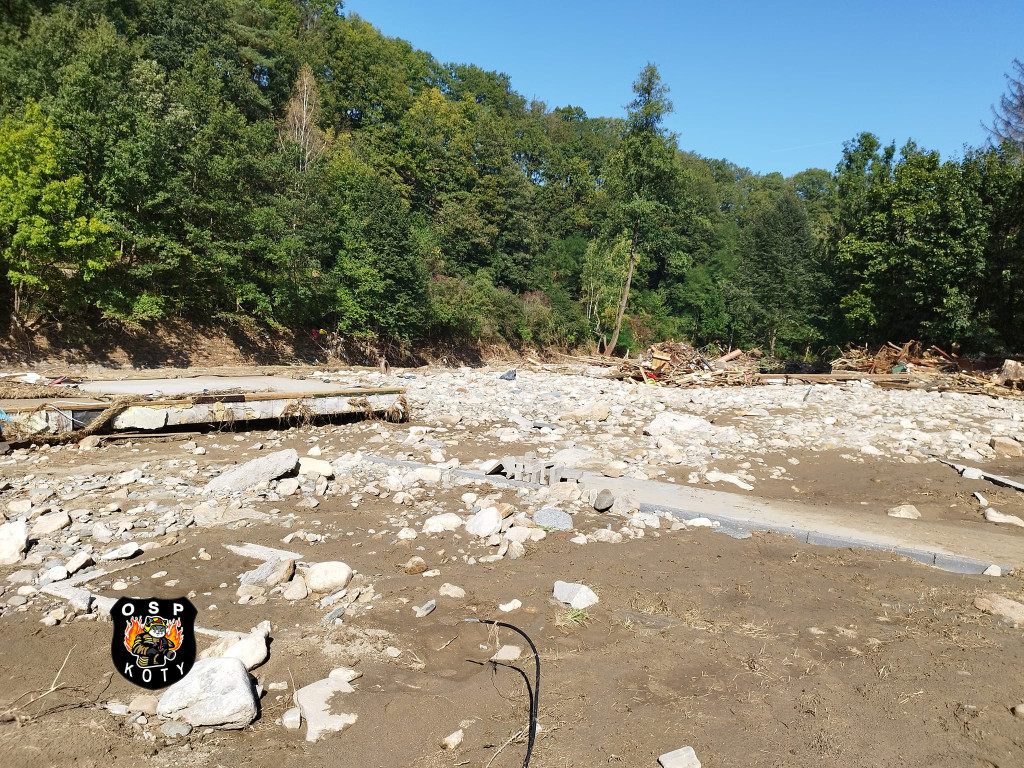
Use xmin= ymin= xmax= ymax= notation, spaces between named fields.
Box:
xmin=0 ymin=101 xmax=112 ymax=325
xmin=0 ymin=3 xmax=1021 ymax=357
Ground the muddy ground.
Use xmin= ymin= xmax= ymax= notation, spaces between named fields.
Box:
xmin=1 ymin=369 xmax=1023 ymax=768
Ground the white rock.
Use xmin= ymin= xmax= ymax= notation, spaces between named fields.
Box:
xmin=499 ymin=599 xmax=522 ymax=612
xmin=30 ymin=511 xmax=71 ymax=537
xmin=156 ymin=657 xmax=258 ymax=729
xmin=277 ymin=478 xmax=300 ymax=496
xmin=659 ymin=745 xmax=702 ymax=768
xmin=223 ymin=632 xmax=269 ymax=671
xmin=413 ymin=599 xmax=436 ymax=618
xmin=491 ymin=645 xmax=522 ymax=662
xmin=887 ymin=504 xmax=921 ymax=520
xmin=295 ymin=677 xmax=357 ymax=741
xmin=553 ymin=580 xmax=599 ymax=610
xmin=304 ymin=562 xmax=353 ymax=593
xmin=238 ymin=557 xmax=294 ymax=591
xmin=298 ymin=457 xmax=334 ymax=478
xmin=961 ymin=467 xmax=985 ymax=480
xmin=414 ymin=467 xmax=442 ymax=484
xmin=441 ymin=729 xmax=464 ymax=750
xmin=560 ymin=400 xmax=611 ymax=422
xmin=983 ymin=565 xmax=1002 ymax=577
xmin=204 ymin=449 xmax=298 ymax=495
xmin=329 ymin=667 xmax=362 ymax=683
xmin=6 ymin=499 xmax=32 ymax=516
xmin=643 ymin=412 xmax=715 ymax=437
xmin=397 ymin=527 xmax=418 ymax=540
xmin=65 ymin=551 xmax=93 ymax=575
xmin=704 ymin=471 xmax=753 ymax=491
xmin=422 ymin=513 xmax=463 ymax=534
xmin=465 ymin=507 xmax=502 ymax=538
xmin=984 ymin=508 xmax=1024 ymax=528
xmin=283 ymin=576 xmax=308 ymax=600
xmin=0 ymin=520 xmax=29 ymax=565
xmin=42 ymin=565 xmax=68 ymax=582
xmin=282 ymin=707 xmax=302 ymax=729
xmin=439 ymin=583 xmax=466 ymax=599
xmin=116 ymin=469 xmax=143 ymax=485
xmin=100 ymin=542 xmax=141 ymax=561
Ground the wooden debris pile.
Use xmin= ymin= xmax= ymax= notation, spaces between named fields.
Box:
xmin=563 ymin=342 xmax=768 ymax=388
xmin=831 ymin=341 xmax=1024 ymax=399
xmin=560 ymin=338 xmax=1024 ymax=399
xmin=830 ymin=341 xmax=956 ymax=374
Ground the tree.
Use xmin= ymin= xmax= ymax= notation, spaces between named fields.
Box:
xmin=281 ymin=64 xmax=328 ymax=173
xmin=987 ymin=58 xmax=1024 ymax=146
xmin=736 ymin=187 xmax=817 ymax=355
xmin=0 ymin=101 xmax=112 ymax=332
xmin=603 ymin=64 xmax=678 ymax=353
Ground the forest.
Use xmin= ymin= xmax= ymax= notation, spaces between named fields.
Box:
xmin=1 ymin=1 xmax=1023 ymax=358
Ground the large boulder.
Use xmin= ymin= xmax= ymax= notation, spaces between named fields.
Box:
xmin=157 ymin=657 xmax=258 ymax=729
xmin=204 ymin=449 xmax=298 ymax=495
xmin=304 ymin=561 xmax=353 ymax=593
xmin=0 ymin=520 xmax=29 ymax=565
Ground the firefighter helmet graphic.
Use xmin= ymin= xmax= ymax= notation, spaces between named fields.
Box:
xmin=111 ymin=597 xmax=197 ymax=689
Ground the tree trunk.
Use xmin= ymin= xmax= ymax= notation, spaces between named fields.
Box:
xmin=607 ymin=229 xmax=638 ymax=355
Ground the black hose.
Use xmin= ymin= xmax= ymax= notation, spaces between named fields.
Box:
xmin=464 ymin=617 xmax=540 ymax=768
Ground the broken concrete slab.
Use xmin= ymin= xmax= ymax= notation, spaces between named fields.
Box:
xmin=204 ymin=449 xmax=298 ymax=495
xmin=294 ymin=676 xmax=358 ymax=741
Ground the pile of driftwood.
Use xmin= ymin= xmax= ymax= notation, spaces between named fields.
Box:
xmin=830 ymin=341 xmax=956 ymax=374
xmin=563 ymin=342 xmax=767 ymax=388
xmin=560 ymin=339 xmax=1024 ymax=398
xmin=830 ymin=341 xmax=1024 ymax=399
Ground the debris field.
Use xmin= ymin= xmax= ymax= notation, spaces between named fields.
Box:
xmin=1 ymin=363 xmax=1023 ymax=768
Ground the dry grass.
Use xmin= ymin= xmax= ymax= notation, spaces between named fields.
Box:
xmin=630 ymin=590 xmax=669 ymax=616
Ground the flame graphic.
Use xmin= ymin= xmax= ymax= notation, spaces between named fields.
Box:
xmin=123 ymin=616 xmax=183 ymax=654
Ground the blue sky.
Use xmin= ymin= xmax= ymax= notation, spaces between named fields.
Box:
xmin=343 ymin=0 xmax=1023 ymax=176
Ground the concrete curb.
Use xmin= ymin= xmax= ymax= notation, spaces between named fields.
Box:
xmin=362 ymin=455 xmax=1009 ymax=576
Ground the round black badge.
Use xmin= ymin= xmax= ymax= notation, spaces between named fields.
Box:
xmin=110 ymin=597 xmax=197 ymax=690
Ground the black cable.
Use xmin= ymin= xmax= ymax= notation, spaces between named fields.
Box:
xmin=464 ymin=618 xmax=540 ymax=768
